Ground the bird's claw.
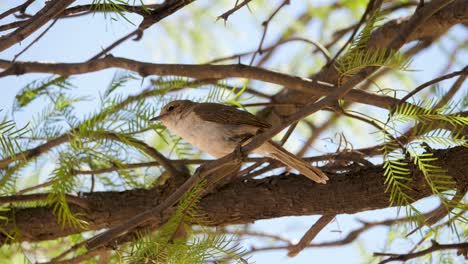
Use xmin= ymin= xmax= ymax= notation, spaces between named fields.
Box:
xmin=232 ymin=144 xmax=245 ymax=164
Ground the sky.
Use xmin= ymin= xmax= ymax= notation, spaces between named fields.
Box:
xmin=0 ymin=0 xmax=466 ymax=263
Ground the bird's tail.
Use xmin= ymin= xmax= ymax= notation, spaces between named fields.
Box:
xmin=259 ymin=142 xmax=328 ymax=184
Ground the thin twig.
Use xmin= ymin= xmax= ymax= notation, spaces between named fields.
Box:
xmin=296 ymin=40 xmax=432 ymax=158
xmin=87 ymin=29 xmax=140 ymax=60
xmin=0 ymin=0 xmax=35 ymax=20
xmin=195 ymin=229 xmax=293 ymax=245
xmin=249 ymin=0 xmax=290 ymax=65
xmin=0 ymin=0 xmax=75 ymax=52
xmin=437 ymin=40 xmax=468 ymax=75
xmin=208 ymin=37 xmax=331 ymax=64
xmin=240 ymin=202 xmax=463 ymax=258
xmin=243 ymin=162 xmax=278 ymax=179
xmin=296 ymin=114 xmax=340 ymax=157
xmin=405 ymin=188 xmax=467 ymax=237
xmin=279 ymin=122 xmax=298 ymax=146
xmin=394 ymin=66 xmax=468 ymax=110
xmin=375 ymin=240 xmax=468 ymax=264
xmin=13 ymin=19 xmax=58 ymax=62
xmin=237 ymin=162 xmax=264 ymax=177
xmin=87 ymin=0 xmax=196 ymax=60
xmin=243 ymin=102 xmax=300 ymax=107
xmin=287 ymin=215 xmax=336 ymax=257
xmin=45 ymin=249 xmax=107 ymax=264
xmin=328 ymin=0 xmax=382 ymax=65
xmin=60 ymin=3 xmax=160 ymax=17
xmin=340 ymin=110 xmax=406 ymax=150
xmin=0 ymin=3 xmax=161 ymax=32
xmin=217 ymin=0 xmax=252 ymax=21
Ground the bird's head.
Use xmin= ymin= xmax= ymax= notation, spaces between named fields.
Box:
xmin=150 ymin=100 xmax=195 ymax=125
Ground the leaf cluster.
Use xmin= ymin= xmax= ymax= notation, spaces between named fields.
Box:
xmin=124 ymin=181 xmax=245 ymax=264
xmin=335 ymin=10 xmax=411 ymax=81
xmin=0 ymin=118 xmax=29 ymax=159
xmin=380 ymin=99 xmax=467 ymax=223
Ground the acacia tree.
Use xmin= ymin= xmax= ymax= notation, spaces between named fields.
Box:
xmin=0 ymin=0 xmax=467 ymax=263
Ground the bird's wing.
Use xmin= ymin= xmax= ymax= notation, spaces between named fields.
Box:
xmin=193 ymin=103 xmax=271 ymax=128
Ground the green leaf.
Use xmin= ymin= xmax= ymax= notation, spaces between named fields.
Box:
xmin=14 ymin=76 xmax=71 ymax=109
xmin=104 ymin=71 xmax=138 ymax=98
xmin=0 ymin=118 xmax=29 ymax=159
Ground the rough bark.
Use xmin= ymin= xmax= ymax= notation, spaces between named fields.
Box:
xmin=1 ymin=146 xmax=466 ymax=244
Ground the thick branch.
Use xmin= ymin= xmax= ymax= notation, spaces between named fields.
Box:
xmin=0 ymin=146 xmax=466 ymax=244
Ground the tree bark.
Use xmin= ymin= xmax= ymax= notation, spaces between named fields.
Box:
xmin=1 ymin=146 xmax=466 ymax=244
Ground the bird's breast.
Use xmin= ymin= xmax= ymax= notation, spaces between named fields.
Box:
xmin=164 ymin=113 xmax=258 ymax=158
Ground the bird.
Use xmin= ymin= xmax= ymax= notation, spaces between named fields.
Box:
xmin=151 ymin=100 xmax=328 ymax=184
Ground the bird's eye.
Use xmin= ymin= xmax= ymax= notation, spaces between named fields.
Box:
xmin=167 ymin=105 xmax=175 ymax=111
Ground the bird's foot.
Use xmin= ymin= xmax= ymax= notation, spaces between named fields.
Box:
xmin=232 ymin=144 xmax=246 ymax=164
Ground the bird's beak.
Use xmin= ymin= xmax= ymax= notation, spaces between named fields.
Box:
xmin=150 ymin=114 xmax=165 ymax=121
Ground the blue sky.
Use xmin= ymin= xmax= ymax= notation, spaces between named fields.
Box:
xmin=0 ymin=0 xmax=466 ymax=263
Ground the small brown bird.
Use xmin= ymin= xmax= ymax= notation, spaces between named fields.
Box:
xmin=151 ymin=100 xmax=328 ymax=184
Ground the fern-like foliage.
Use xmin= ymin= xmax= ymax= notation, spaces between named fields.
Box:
xmin=395 ymin=101 xmax=468 ymax=127
xmin=128 ymin=232 xmax=245 ymax=264
xmin=0 ymin=118 xmax=28 ymax=159
xmin=335 ymin=10 xmax=411 ymax=80
xmin=409 ymin=147 xmax=455 ymax=195
xmin=159 ymin=180 xmax=207 ymax=241
xmin=104 ymin=71 xmax=139 ymax=98
xmin=167 ymin=135 xmax=197 ymax=159
xmin=0 ymin=162 xmax=29 ymax=195
xmin=380 ymin=99 xmax=466 ymax=220
xmin=14 ymin=76 xmax=72 ymax=110
xmin=124 ymin=181 xmax=245 ymax=264
xmin=28 ymin=92 xmax=88 ymax=141
xmin=91 ymin=0 xmax=149 ymax=25
xmin=0 ymin=207 xmax=12 ymax=239
xmin=381 ymin=141 xmax=412 ymax=207
xmin=47 ymin=153 xmax=87 ymax=229
xmin=151 ymin=76 xmax=201 ymax=94
xmin=205 ymin=81 xmax=250 ymax=107
xmin=57 ymin=131 xmax=142 ymax=202
xmin=337 ymin=48 xmax=411 ymax=77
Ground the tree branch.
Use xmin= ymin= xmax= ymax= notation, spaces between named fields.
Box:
xmin=0 ymin=0 xmax=35 ymax=20
xmin=0 ymin=57 xmax=407 ymax=111
xmin=0 ymin=0 xmax=76 ymax=52
xmin=287 ymin=215 xmax=336 ymax=257
xmin=0 ymin=146 xmax=465 ymax=244
xmin=217 ymin=0 xmax=253 ymax=21
xmin=375 ymin=240 xmax=468 ymax=264
xmin=238 ymin=204 xmax=465 ymax=258
xmin=395 ymin=65 xmax=468 ymax=109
